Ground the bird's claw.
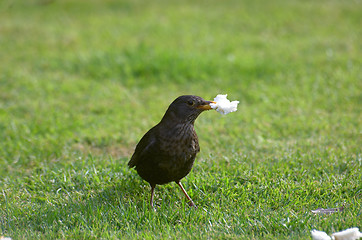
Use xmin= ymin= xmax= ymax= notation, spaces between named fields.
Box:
xmin=188 ymin=201 xmax=197 ymax=209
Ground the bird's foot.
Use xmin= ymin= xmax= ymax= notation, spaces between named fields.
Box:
xmin=149 ymin=204 xmax=157 ymax=212
xmin=188 ymin=201 xmax=197 ymax=209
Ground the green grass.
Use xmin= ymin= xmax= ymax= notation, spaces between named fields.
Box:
xmin=0 ymin=0 xmax=361 ymax=239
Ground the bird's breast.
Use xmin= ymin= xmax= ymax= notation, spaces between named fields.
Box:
xmin=159 ymin=124 xmax=199 ymax=157
xmin=135 ymin=123 xmax=201 ymax=184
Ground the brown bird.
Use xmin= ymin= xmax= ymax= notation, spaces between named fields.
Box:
xmin=128 ymin=95 xmax=214 ymax=208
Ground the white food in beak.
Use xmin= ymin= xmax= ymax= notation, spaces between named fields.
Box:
xmin=210 ymin=94 xmax=239 ymax=115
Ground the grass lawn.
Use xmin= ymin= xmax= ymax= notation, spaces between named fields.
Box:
xmin=0 ymin=0 xmax=361 ymax=239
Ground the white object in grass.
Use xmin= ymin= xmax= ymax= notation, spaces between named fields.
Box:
xmin=210 ymin=94 xmax=239 ymax=115
xmin=311 ymin=230 xmax=332 ymax=240
xmin=311 ymin=228 xmax=362 ymax=240
xmin=0 ymin=237 xmax=12 ymax=240
xmin=332 ymin=228 xmax=362 ymax=240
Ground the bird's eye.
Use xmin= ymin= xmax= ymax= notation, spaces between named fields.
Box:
xmin=187 ymin=100 xmax=194 ymax=106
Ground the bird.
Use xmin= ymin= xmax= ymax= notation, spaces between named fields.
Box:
xmin=128 ymin=95 xmax=215 ymax=209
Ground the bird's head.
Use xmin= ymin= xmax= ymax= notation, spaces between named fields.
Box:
xmin=161 ymin=95 xmax=215 ymax=124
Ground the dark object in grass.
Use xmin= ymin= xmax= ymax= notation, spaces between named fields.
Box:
xmin=128 ymin=95 xmax=215 ymax=209
xmin=311 ymin=206 xmax=345 ymax=214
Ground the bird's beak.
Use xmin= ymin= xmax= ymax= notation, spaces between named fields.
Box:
xmin=197 ymin=101 xmax=216 ymax=110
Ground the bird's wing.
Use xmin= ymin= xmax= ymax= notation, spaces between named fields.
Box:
xmin=128 ymin=127 xmax=157 ymax=168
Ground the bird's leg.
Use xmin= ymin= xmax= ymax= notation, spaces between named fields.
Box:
xmin=176 ymin=181 xmax=197 ymax=209
xmin=150 ymin=183 xmax=156 ymax=210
